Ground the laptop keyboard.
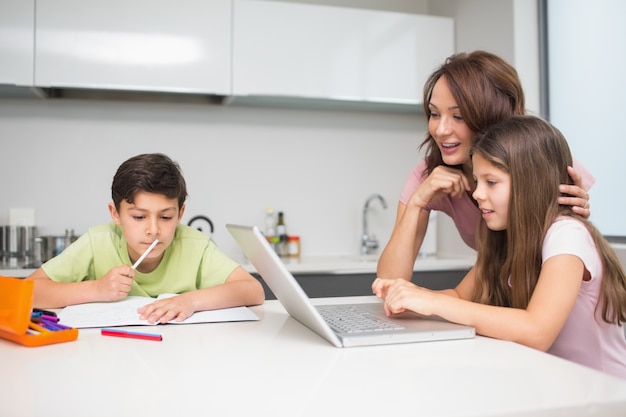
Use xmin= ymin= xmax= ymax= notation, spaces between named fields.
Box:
xmin=316 ymin=305 xmax=406 ymax=333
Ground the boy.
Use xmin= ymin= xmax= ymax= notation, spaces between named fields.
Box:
xmin=26 ymin=153 xmax=264 ymax=323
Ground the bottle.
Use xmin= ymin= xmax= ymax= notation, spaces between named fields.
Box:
xmin=287 ymin=235 xmax=301 ymax=258
xmin=264 ymin=208 xmax=276 ymax=238
xmin=276 ymin=211 xmax=288 ymax=256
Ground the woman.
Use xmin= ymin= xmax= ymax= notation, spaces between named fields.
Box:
xmin=377 ymin=50 xmax=594 ymax=280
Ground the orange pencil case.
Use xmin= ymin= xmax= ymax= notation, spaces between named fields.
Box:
xmin=0 ymin=276 xmax=78 ymax=347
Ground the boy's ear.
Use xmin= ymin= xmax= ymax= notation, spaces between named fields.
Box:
xmin=108 ymin=202 xmax=121 ymax=225
xmin=178 ymin=204 xmax=186 ymax=220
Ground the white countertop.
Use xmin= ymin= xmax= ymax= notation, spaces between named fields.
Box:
xmin=1 ymin=296 xmax=625 ymax=417
xmin=1 ymin=253 xmax=476 ymax=277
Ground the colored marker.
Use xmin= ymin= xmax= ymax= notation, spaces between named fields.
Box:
xmin=41 ymin=314 xmax=59 ymax=322
xmin=40 ymin=317 xmax=70 ymax=331
xmin=39 ymin=321 xmax=60 ymax=331
xmin=29 ymin=322 xmax=50 ymax=333
xmin=49 ymin=321 xmax=72 ymax=330
xmin=132 ymin=239 xmax=159 ymax=270
xmin=30 ymin=317 xmax=73 ymax=331
xmin=32 ymin=308 xmax=57 ymax=317
xmin=101 ymin=328 xmax=163 ymax=342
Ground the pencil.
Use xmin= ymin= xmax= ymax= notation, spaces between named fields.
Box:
xmin=101 ymin=328 xmax=163 ymax=342
xmin=132 ymin=239 xmax=159 ymax=270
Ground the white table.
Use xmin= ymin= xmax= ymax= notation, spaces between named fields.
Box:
xmin=1 ymin=297 xmax=626 ymax=417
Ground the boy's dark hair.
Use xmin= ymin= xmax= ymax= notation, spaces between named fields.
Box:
xmin=111 ymin=153 xmax=188 ymax=210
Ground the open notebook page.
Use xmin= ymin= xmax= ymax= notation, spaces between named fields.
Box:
xmin=57 ymin=294 xmax=259 ymax=328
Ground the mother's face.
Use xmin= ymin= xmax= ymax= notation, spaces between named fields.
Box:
xmin=427 ymin=76 xmax=475 ymax=168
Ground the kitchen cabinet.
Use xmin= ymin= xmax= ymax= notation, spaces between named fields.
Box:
xmin=254 ymin=269 xmax=468 ymax=300
xmin=35 ymin=0 xmax=232 ymax=95
xmin=0 ymin=0 xmax=34 ymax=86
xmin=233 ymin=0 xmax=454 ymax=106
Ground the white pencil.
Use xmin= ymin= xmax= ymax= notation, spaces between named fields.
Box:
xmin=132 ymin=239 xmax=159 ymax=269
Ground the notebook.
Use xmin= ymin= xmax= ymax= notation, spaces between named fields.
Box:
xmin=226 ymin=224 xmax=475 ymax=348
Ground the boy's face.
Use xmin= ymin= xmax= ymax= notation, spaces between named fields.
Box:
xmin=109 ymin=191 xmax=185 ymax=271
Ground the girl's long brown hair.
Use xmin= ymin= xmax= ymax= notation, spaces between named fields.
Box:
xmin=471 ymin=116 xmax=626 ymax=325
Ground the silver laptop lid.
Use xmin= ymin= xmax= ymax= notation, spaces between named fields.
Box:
xmin=227 ymin=224 xmax=343 ymax=347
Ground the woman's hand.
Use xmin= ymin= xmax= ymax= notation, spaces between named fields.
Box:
xmin=559 ymin=166 xmax=590 ymax=218
xmin=408 ymin=165 xmax=472 ymax=209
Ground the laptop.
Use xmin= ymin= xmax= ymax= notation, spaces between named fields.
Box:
xmin=227 ymin=224 xmax=475 ymax=347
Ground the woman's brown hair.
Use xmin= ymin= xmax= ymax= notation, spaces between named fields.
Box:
xmin=420 ymin=50 xmax=526 ymax=174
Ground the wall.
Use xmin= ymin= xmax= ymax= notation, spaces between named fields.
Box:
xmin=0 ymin=98 xmax=431 ymax=262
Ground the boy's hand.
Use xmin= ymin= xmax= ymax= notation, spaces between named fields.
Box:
xmin=96 ymin=265 xmax=135 ymax=301
xmin=137 ymin=294 xmax=194 ymax=324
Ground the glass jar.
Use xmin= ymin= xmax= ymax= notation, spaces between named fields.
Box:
xmin=287 ymin=235 xmax=301 ymax=258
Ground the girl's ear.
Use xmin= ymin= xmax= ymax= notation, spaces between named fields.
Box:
xmin=108 ymin=202 xmax=121 ymax=225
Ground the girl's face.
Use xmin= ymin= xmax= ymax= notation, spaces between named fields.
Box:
xmin=428 ymin=76 xmax=475 ymax=168
xmin=471 ymin=153 xmax=511 ymax=231
xmin=109 ymin=191 xmax=185 ymax=271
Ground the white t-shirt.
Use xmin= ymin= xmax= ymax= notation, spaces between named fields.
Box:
xmin=543 ymin=217 xmax=626 ymax=379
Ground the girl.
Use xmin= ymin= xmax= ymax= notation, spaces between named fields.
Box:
xmin=377 ymin=51 xmax=594 ymax=281
xmin=373 ymin=116 xmax=626 ymax=379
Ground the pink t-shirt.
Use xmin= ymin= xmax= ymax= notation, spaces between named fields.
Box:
xmin=399 ymin=159 xmax=596 ymax=250
xmin=543 ymin=217 xmax=626 ymax=379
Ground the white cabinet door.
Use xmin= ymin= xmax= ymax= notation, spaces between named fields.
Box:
xmin=35 ymin=0 xmax=232 ymax=95
xmin=0 ymin=0 xmax=35 ymax=86
xmin=233 ymin=0 xmax=454 ymax=105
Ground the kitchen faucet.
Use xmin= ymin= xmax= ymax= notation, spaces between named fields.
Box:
xmin=361 ymin=193 xmax=388 ymax=255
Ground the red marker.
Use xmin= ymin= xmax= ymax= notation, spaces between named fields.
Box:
xmin=101 ymin=328 xmax=162 ymax=341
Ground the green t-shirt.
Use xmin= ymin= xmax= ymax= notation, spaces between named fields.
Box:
xmin=42 ymin=222 xmax=239 ymax=297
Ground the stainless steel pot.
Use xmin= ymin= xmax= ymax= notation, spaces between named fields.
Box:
xmin=1 ymin=225 xmax=37 ymax=258
xmin=40 ymin=229 xmax=77 ymax=262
